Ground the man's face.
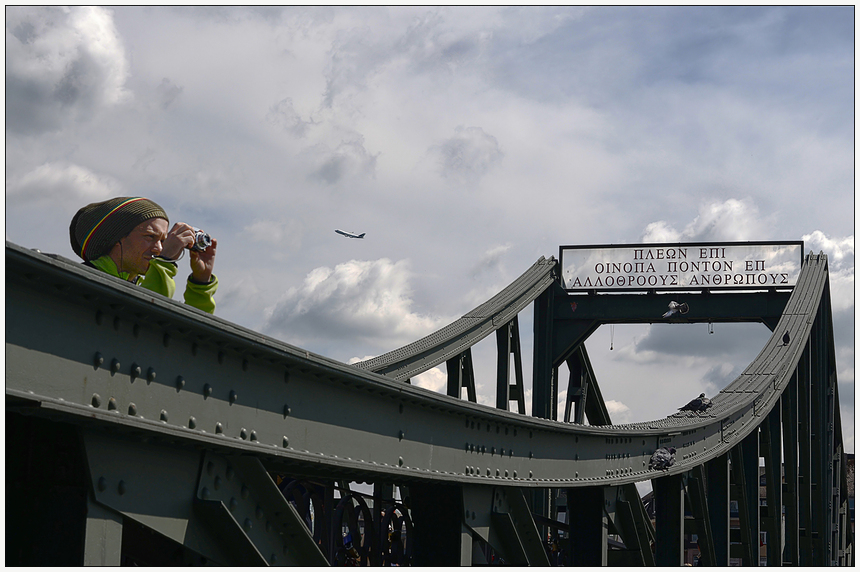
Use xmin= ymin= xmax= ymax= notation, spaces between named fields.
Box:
xmin=118 ymin=218 xmax=168 ymax=277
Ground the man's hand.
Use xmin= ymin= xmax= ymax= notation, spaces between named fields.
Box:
xmin=161 ymin=222 xmax=196 ymax=259
xmin=190 ymin=236 xmax=217 ymax=283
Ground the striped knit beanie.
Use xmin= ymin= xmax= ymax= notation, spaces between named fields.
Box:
xmin=70 ymin=197 xmax=168 ymax=261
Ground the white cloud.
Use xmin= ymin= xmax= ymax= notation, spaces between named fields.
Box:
xmin=6 ymin=6 xmax=129 ymax=133
xmin=263 ymin=258 xmax=446 ymax=355
xmin=412 ymin=366 xmax=447 ymax=393
xmin=642 ymin=198 xmax=768 ymax=243
xmin=6 ymin=162 xmax=123 ymax=206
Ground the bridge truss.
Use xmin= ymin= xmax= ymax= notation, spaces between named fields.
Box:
xmin=5 ymin=241 xmax=852 ymax=565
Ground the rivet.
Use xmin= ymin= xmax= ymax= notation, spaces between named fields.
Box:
xmin=505 ymin=470 xmax=509 ymax=477
xmin=464 ymin=510 xmax=470 ymax=519
xmin=215 ymin=422 xmax=223 ymax=434
xmin=529 ymin=451 xmax=533 ymax=459
xmin=176 ymin=376 xmax=185 ymax=390
xmin=97 ymin=477 xmax=107 ymax=492
xmin=266 ymin=521 xmax=273 ymax=532
xmin=486 ymin=468 xmax=491 ymax=476
xmin=110 ymin=359 xmax=121 ymax=375
xmin=250 ymin=431 xmax=257 ymax=441
xmin=163 ymin=333 xmax=170 ymax=347
xmin=240 ymin=428 xmax=248 ymax=440
xmin=229 ymin=497 xmax=238 ymax=511
xmin=283 ymin=369 xmax=290 ymax=383
xmin=470 ymin=444 xmax=475 ymax=452
xmin=283 ymin=405 xmax=291 ymax=417
xmin=399 ymin=403 xmax=404 ymax=414
xmin=200 ymin=487 xmax=210 ymax=500
xmin=93 ymin=352 xmax=104 ymax=369
xmin=146 ymin=368 xmax=156 ymax=383
xmin=130 ymin=363 xmax=141 ymax=381
xmin=496 ymin=469 xmax=500 ymax=477
xmin=189 ymin=416 xmax=197 ymax=429
xmin=229 ymin=390 xmax=238 ymax=403
xmin=113 ymin=316 xmax=121 ymax=331
xmin=128 ymin=403 xmax=137 ymax=416
xmin=118 ymin=480 xmax=126 ymax=495
xmin=256 ymin=506 xmax=264 ymax=519
xmin=160 ymin=410 xmax=169 ymax=422
xmin=108 ymin=398 xmax=117 ymax=411
xmin=491 ymin=447 xmax=496 ymax=455
xmin=529 ymin=471 xmax=533 ymax=478
xmin=399 ymin=430 xmax=405 ymax=440
xmin=214 ymin=476 xmax=222 ymax=490
xmin=226 ymin=467 xmax=234 ymax=480
xmin=92 ymin=394 xmax=102 ymax=407
xmin=282 ymin=436 xmax=289 ymax=447
xmin=398 ymin=456 xmax=404 ymax=466
xmin=242 ymin=359 xmax=249 ymax=371
xmin=204 ymin=384 xmax=213 ymax=398
xmin=241 ymin=485 xmax=250 ymax=499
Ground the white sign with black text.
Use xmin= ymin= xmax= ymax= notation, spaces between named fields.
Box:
xmin=560 ymin=242 xmax=803 ymax=291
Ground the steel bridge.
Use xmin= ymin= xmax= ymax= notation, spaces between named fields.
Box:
xmin=6 ymin=240 xmax=852 ymax=566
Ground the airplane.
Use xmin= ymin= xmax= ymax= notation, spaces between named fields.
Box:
xmin=335 ymin=229 xmax=366 ymax=239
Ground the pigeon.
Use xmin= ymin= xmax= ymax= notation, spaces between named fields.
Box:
xmin=679 ymin=393 xmax=712 ymax=412
xmin=782 ymin=331 xmax=790 ymax=346
xmin=649 ymin=447 xmax=676 ymax=470
xmin=662 ymin=301 xmax=689 ymax=318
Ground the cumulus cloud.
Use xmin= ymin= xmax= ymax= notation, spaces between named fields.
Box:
xmin=470 ymin=244 xmax=511 ymax=277
xmin=411 ymin=366 xmax=447 ymax=393
xmin=642 ymin=198 xmax=769 ymax=242
xmin=6 ymin=6 xmax=129 ymax=134
xmin=6 ymin=162 xmax=123 ymax=207
xmin=263 ymin=258 xmax=445 ymax=354
xmin=433 ymin=126 xmax=504 ymax=185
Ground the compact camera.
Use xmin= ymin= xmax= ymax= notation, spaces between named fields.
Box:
xmin=191 ymin=230 xmax=212 ymax=252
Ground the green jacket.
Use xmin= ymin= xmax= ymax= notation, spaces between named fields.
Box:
xmin=89 ymin=255 xmax=218 ymax=314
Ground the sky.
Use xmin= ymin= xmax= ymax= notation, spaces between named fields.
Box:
xmin=5 ymin=6 xmax=855 ymax=453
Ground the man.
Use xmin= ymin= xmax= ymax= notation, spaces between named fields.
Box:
xmin=70 ymin=196 xmax=218 ymax=314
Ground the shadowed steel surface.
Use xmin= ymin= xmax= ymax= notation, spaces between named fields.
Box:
xmin=5 ymin=241 xmax=851 ymax=566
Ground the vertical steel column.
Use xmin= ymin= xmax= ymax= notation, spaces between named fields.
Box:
xmin=797 ymin=341 xmax=813 ymax=564
xmin=567 ymin=486 xmax=607 ymax=566
xmin=83 ymin=493 xmax=123 ymax=566
xmin=687 ymin=466 xmax=716 ymax=566
xmin=372 ymin=483 xmax=395 ymax=566
xmin=496 ymin=317 xmax=525 ymax=414
xmin=654 ymin=474 xmax=685 ymax=566
xmin=532 ymin=287 xmax=555 ymax=420
xmin=706 ymin=454 xmax=730 ymax=566
xmin=447 ymin=350 xmax=477 ymax=402
xmin=782 ymin=372 xmax=800 ymax=565
xmin=761 ymin=405 xmax=783 ymax=566
xmin=564 ymin=354 xmax=586 ymax=424
xmin=730 ymin=430 xmax=759 ymax=566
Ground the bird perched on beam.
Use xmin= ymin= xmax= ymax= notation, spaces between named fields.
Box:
xmin=662 ymin=301 xmax=689 ymax=318
xmin=782 ymin=331 xmax=790 ymax=346
xmin=649 ymin=447 xmax=676 ymax=470
xmin=679 ymin=392 xmax=712 ymax=413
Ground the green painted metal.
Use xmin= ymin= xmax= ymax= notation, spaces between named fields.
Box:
xmin=5 ymin=242 xmax=852 ymax=566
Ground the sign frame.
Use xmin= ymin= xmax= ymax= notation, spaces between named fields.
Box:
xmin=559 ymin=241 xmax=804 ymax=293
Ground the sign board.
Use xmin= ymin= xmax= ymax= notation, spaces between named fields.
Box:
xmin=560 ymin=242 xmax=803 ymax=292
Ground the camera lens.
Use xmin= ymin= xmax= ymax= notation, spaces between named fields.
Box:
xmin=192 ymin=230 xmax=212 ymax=251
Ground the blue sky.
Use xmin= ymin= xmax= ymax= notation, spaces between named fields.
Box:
xmin=5 ymin=6 xmax=854 ymax=450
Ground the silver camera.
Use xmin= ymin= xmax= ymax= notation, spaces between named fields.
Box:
xmin=192 ymin=230 xmax=212 ymax=252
